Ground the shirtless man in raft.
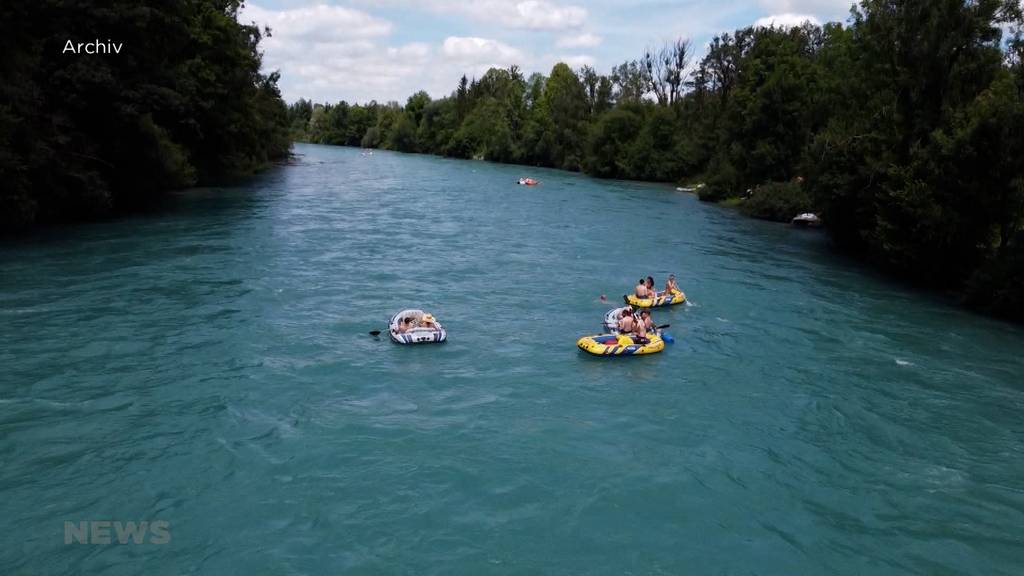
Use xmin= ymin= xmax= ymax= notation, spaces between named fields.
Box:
xmin=633 ymin=315 xmax=649 ymax=343
xmin=634 ymin=278 xmax=650 ymax=300
xmin=618 ymin=310 xmax=637 ymax=334
xmin=640 ymin=310 xmax=655 ymax=333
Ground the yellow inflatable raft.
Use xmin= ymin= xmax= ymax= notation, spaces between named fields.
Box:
xmin=625 ymin=289 xmax=686 ymax=309
xmin=577 ymin=333 xmax=665 ymax=356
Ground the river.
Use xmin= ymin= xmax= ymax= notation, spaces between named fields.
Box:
xmin=2 ymin=143 xmax=1023 ymax=574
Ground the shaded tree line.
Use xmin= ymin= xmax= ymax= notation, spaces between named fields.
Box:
xmin=292 ymin=0 xmax=1024 ymax=321
xmin=1 ymin=0 xmax=291 ymax=231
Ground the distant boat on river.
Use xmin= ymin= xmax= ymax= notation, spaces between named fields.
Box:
xmin=791 ymin=213 xmax=822 ymax=228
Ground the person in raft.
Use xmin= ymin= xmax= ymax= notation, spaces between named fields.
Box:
xmin=618 ymin=309 xmax=637 ymax=334
xmin=396 ymin=317 xmax=415 ymax=333
xmin=633 ymin=314 xmax=649 ymax=343
xmin=616 ymin=306 xmax=635 ymax=332
xmin=419 ymin=313 xmax=439 ymax=331
xmin=645 ymin=276 xmax=657 ymax=297
xmin=665 ymin=273 xmax=679 ymax=294
xmin=638 ymin=309 xmax=653 ymax=332
xmin=635 ymin=278 xmax=650 ymax=300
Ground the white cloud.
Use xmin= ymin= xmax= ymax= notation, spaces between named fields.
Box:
xmin=278 ymin=41 xmax=437 ymax=104
xmin=556 ymin=32 xmax=602 ymax=48
xmin=756 ymin=0 xmax=851 ymax=21
xmin=754 ymin=12 xmax=820 ymax=27
xmin=242 ymin=3 xmax=540 ymax=103
xmin=242 ymin=3 xmax=440 ymax=103
xmin=362 ymin=0 xmax=587 ymax=30
xmin=513 ymin=0 xmax=587 ymax=29
xmin=438 ymin=37 xmax=529 ymax=84
xmin=441 ymin=36 xmax=524 ymax=63
xmin=555 ymin=54 xmax=596 ymax=68
xmin=242 ymin=3 xmax=392 ymax=41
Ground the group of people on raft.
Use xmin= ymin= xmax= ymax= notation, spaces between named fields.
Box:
xmin=634 ymin=273 xmax=679 ymax=301
xmin=614 ymin=307 xmax=656 ymax=343
xmin=391 ymin=270 xmax=679 ymax=342
xmin=395 ymin=313 xmax=439 ymax=334
xmin=609 ymin=273 xmax=680 ymax=343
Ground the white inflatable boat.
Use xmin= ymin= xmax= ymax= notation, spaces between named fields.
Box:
xmin=389 ymin=309 xmax=447 ymax=344
xmin=604 ymin=306 xmax=639 ymax=334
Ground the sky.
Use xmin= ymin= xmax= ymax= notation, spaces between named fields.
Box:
xmin=241 ymin=0 xmax=857 ymax=104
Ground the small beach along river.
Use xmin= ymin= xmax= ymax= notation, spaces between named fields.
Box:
xmin=2 ymin=143 xmax=1023 ymax=574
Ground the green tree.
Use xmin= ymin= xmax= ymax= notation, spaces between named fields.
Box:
xmin=702 ymin=25 xmax=825 ymax=200
xmin=611 ymin=60 xmax=649 ymax=104
xmin=809 ymin=0 xmax=1014 ymax=280
xmin=536 ymin=63 xmax=590 ymax=170
xmin=584 ymin=107 xmax=644 ymax=178
xmin=0 ymin=0 xmax=291 ymax=231
xmin=417 ymin=98 xmax=458 ymax=155
xmin=405 ymin=91 xmax=432 ymax=127
xmin=388 ymin=113 xmax=418 ymax=152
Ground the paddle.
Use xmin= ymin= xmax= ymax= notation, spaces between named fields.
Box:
xmin=637 ymin=323 xmax=671 ymax=336
xmin=369 ymin=330 xmax=382 ymax=337
xmin=625 ymin=324 xmax=671 ymax=345
xmin=614 ymin=323 xmax=669 ymax=334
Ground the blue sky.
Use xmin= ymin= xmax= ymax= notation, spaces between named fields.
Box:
xmin=242 ymin=0 xmax=856 ymax=104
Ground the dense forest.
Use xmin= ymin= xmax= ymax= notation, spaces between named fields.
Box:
xmin=0 ymin=0 xmax=291 ymax=231
xmin=290 ymin=0 xmax=1024 ymax=321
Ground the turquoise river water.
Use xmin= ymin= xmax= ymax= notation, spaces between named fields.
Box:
xmin=2 ymin=143 xmax=1023 ymax=575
